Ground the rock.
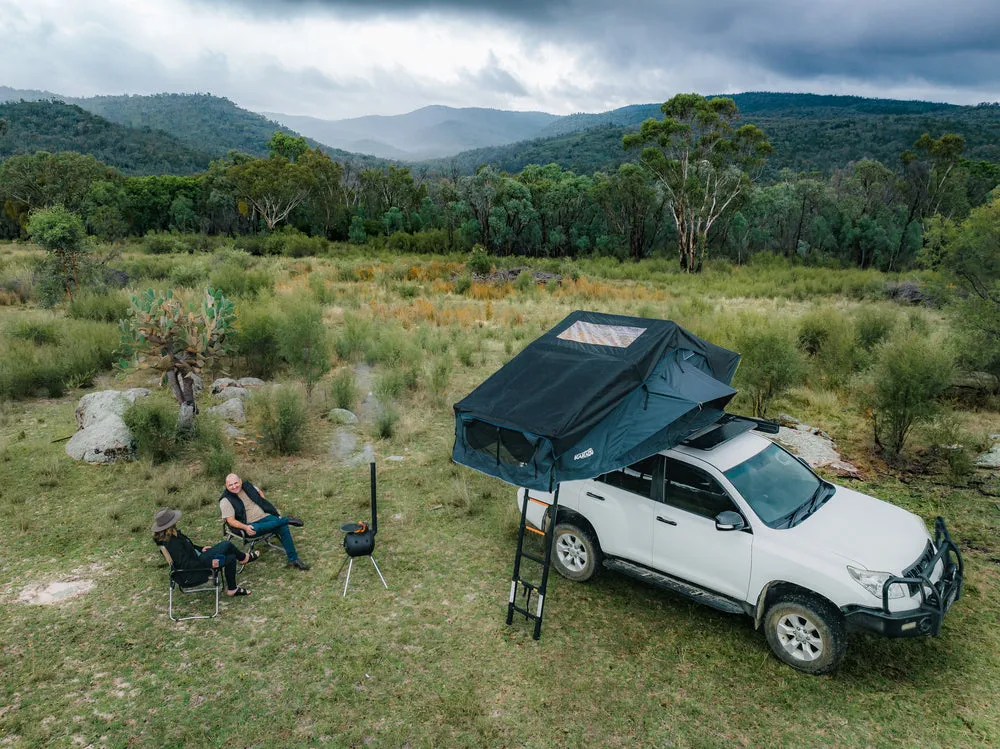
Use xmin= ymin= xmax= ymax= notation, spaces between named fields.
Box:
xmin=224 ymin=423 xmax=245 ymax=439
xmin=329 ymin=428 xmax=359 ymax=461
xmin=775 ymin=425 xmax=862 ymax=478
xmin=208 ymin=398 xmax=246 ymax=424
xmin=777 ymin=413 xmax=800 ymax=428
xmin=976 ymin=440 xmax=1000 ymax=470
xmin=211 ymin=377 xmax=237 ymax=394
xmin=238 ymin=377 xmax=266 ymax=389
xmin=387 ymin=455 xmax=405 ymax=462
xmin=75 ymin=390 xmax=130 ymax=430
xmin=124 ymin=388 xmax=151 ymax=403
xmin=66 ymin=415 xmax=134 ymax=464
xmin=329 ymin=409 xmax=359 ymax=425
xmin=218 ymin=387 xmax=249 ymax=402
xmin=190 ymin=373 xmax=204 ymax=395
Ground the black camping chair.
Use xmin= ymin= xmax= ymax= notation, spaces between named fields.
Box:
xmin=337 ymin=462 xmax=388 ymax=596
xmin=222 ymin=522 xmax=287 ymax=571
xmin=157 ymin=545 xmax=221 ymax=621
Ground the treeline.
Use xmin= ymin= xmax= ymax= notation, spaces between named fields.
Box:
xmin=2 ymin=103 xmax=999 ymax=273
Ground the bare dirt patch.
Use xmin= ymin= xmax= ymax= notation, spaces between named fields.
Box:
xmin=16 ymin=562 xmax=107 ymax=605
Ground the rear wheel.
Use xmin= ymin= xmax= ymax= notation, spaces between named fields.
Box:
xmin=551 ymin=523 xmax=601 ymax=582
xmin=763 ymin=593 xmax=847 ymax=675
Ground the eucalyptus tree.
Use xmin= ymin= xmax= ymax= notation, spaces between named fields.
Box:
xmin=624 ymin=94 xmax=771 ymax=271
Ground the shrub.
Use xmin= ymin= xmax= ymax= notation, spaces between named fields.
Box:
xmin=167 ymin=261 xmax=209 ymax=288
xmin=209 ymin=262 xmax=274 ymax=298
xmin=232 ymin=302 xmax=282 ymax=379
xmin=867 ymin=333 xmax=954 ymax=459
xmin=796 ymin=309 xmax=857 ymax=388
xmin=453 ymin=274 xmax=472 ymax=295
xmin=854 ymin=307 xmax=897 ymax=353
xmin=277 ymin=297 xmax=330 ymax=395
xmin=334 ymin=313 xmax=373 ymax=361
xmin=7 ymin=319 xmax=61 ymax=345
xmin=190 ymin=416 xmax=235 ymax=478
xmin=735 ymin=325 xmax=804 ymax=418
xmin=143 ymin=231 xmax=182 ymax=255
xmin=123 ymin=399 xmax=178 ymax=464
xmin=374 ymin=404 xmax=399 ymax=440
xmin=455 ymin=339 xmax=475 ymax=367
xmin=514 ymin=270 xmax=535 ymax=293
xmin=251 ymin=386 xmax=308 ymax=455
xmin=67 ymin=291 xmax=131 ymax=323
xmin=329 ymin=369 xmax=357 ymax=410
xmin=374 ymin=367 xmax=418 ymax=402
xmin=428 ymin=355 xmax=452 ymax=402
xmin=467 ymin=245 xmax=492 ymax=275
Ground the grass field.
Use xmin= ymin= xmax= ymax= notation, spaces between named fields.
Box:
xmin=1 ymin=244 xmax=998 ymax=747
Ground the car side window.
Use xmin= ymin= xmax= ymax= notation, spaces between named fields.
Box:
xmin=595 ymin=455 xmax=660 ymax=499
xmin=662 ymin=458 xmax=738 ymax=519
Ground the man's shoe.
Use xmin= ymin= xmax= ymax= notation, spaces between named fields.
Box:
xmin=288 ymin=559 xmax=310 ymax=571
xmin=286 ymin=517 xmax=305 ymax=527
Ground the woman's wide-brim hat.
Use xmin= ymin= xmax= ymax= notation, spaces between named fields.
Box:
xmin=152 ymin=508 xmax=182 ymax=533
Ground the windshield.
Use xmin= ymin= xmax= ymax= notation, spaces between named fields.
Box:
xmin=724 ymin=443 xmax=823 ymax=527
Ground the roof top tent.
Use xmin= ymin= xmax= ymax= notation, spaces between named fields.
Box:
xmin=451 ymin=310 xmax=741 ymax=638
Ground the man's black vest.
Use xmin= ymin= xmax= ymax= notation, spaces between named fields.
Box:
xmin=221 ymin=482 xmax=279 ymax=524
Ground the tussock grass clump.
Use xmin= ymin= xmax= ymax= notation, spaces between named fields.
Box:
xmin=209 ymin=262 xmax=274 ymax=298
xmin=250 ymin=385 xmax=308 ymax=455
xmin=329 ymin=369 xmax=357 ymax=410
xmin=67 ymin=290 xmax=131 ymax=323
xmin=190 ymin=415 xmax=235 ymax=478
xmin=374 ymin=404 xmax=400 ymax=440
xmin=7 ymin=319 xmax=61 ymax=345
xmin=334 ymin=313 xmax=375 ymax=362
xmin=123 ymin=399 xmax=178 ymax=464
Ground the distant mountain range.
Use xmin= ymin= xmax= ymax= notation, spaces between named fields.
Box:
xmin=264 ymin=105 xmax=559 ymax=160
xmin=2 ymin=86 xmax=998 ymax=178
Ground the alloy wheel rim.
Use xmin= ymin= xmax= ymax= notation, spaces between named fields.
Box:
xmin=775 ymin=613 xmax=824 ymax=661
xmin=556 ymin=534 xmax=587 ymax=572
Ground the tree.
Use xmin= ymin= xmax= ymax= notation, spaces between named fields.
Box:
xmin=592 ymin=164 xmax=665 ymax=261
xmin=27 ymin=205 xmax=88 ymax=301
xmin=734 ymin=326 xmax=803 ymax=417
xmin=624 ymin=94 xmax=771 ymax=271
xmin=228 ymin=156 xmax=315 ymax=231
xmin=268 ymin=131 xmax=309 ymax=162
xmin=121 ymin=288 xmax=236 ymax=431
xmin=277 ymin=298 xmax=330 ymax=397
xmin=947 ymin=194 xmax=1000 ymax=388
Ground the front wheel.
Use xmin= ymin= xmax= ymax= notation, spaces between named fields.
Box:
xmin=763 ymin=593 xmax=847 ymax=675
xmin=551 ymin=523 xmax=602 ymax=582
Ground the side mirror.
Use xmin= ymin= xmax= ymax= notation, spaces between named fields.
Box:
xmin=715 ymin=510 xmax=746 ymax=532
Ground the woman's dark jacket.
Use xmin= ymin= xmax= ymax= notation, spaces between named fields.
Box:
xmin=158 ymin=531 xmax=211 ymax=586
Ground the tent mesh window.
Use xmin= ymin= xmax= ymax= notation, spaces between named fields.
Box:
xmin=464 ymin=419 xmax=537 ymax=466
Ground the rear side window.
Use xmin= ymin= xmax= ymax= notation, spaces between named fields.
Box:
xmin=662 ymin=458 xmax=737 ymax=520
xmin=596 ymin=455 xmax=660 ymax=498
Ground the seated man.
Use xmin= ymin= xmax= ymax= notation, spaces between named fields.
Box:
xmin=220 ymin=473 xmax=310 ymax=571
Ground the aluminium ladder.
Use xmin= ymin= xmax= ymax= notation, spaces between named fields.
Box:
xmin=506 ymin=485 xmax=560 ymax=640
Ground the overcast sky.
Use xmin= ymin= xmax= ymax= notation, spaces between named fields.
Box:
xmin=2 ymin=0 xmax=999 ymax=120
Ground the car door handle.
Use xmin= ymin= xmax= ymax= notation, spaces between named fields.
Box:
xmin=656 ymin=515 xmax=677 ymax=526
xmin=585 ymin=492 xmax=605 ymax=501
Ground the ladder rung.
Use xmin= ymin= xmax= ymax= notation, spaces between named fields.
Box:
xmin=520 ymin=552 xmax=545 ymax=565
xmin=528 ymin=497 xmax=550 ymax=507
xmin=525 ymin=526 xmax=545 ymax=537
xmin=510 ymin=605 xmax=539 ymax=620
xmin=516 ymin=579 xmax=538 ymax=591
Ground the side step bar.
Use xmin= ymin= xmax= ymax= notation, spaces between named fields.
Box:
xmin=603 ymin=558 xmax=747 ymax=615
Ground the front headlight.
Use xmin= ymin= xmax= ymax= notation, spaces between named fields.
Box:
xmin=847 ymin=566 xmax=906 ymax=599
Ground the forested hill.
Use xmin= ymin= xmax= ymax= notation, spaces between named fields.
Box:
xmin=0 ymin=100 xmax=214 ymax=175
xmin=426 ymin=93 xmax=1000 ymax=176
xmin=77 ymin=93 xmax=305 ymax=159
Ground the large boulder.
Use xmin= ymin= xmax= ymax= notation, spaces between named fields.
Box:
xmin=217 ymin=387 xmax=250 ymax=402
xmin=208 ymin=398 xmax=246 ymax=424
xmin=977 ymin=435 xmax=1000 ymax=470
xmin=238 ymin=377 xmax=266 ymax=389
xmin=67 ymin=389 xmax=150 ymax=464
xmin=211 ymin=377 xmax=237 ymax=394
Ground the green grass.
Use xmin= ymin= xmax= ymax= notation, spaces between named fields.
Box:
xmin=0 ymin=245 xmax=998 ymax=747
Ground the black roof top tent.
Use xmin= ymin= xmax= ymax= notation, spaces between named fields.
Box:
xmin=452 ymin=310 xmax=741 ymax=492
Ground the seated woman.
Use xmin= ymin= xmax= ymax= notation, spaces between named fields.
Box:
xmin=152 ymin=508 xmax=256 ymax=597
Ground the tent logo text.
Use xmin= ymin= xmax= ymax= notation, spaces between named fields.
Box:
xmin=574 ymin=448 xmax=594 ymax=461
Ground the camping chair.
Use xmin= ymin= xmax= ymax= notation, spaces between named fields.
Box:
xmin=222 ymin=522 xmax=286 ymax=572
xmin=158 ymin=546 xmax=221 ymax=621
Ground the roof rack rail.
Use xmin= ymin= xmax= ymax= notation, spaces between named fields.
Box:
xmin=681 ymin=414 xmax=780 ymax=450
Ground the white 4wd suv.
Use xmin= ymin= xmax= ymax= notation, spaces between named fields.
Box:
xmin=516 ymin=422 xmax=963 ymax=674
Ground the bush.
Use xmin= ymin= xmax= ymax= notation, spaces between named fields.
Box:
xmin=190 ymin=416 xmax=235 ymax=478
xmin=428 ymin=355 xmax=452 ymax=402
xmin=277 ymin=297 xmax=330 ymax=395
xmin=143 ymin=231 xmax=182 ymax=255
xmin=467 ymin=245 xmax=492 ymax=275
xmin=329 ymin=369 xmax=357 ymax=410
xmin=453 ymin=274 xmax=472 ymax=295
xmin=334 ymin=313 xmax=373 ymax=362
xmin=735 ymin=325 xmax=804 ymax=417
xmin=854 ymin=307 xmax=897 ymax=353
xmin=167 ymin=261 xmax=209 ymax=288
xmin=123 ymin=399 xmax=178 ymax=464
xmin=867 ymin=333 xmax=954 ymax=459
xmin=209 ymin=262 xmax=274 ymax=298
xmin=514 ymin=271 xmax=535 ymax=294
xmin=67 ymin=291 xmax=131 ymax=323
xmin=232 ymin=302 xmax=282 ymax=379
xmin=251 ymin=386 xmax=308 ymax=456
xmin=7 ymin=319 xmax=61 ymax=345
xmin=374 ymin=404 xmax=399 ymax=440
xmin=796 ymin=309 xmax=857 ymax=387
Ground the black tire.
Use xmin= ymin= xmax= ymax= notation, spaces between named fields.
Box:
xmin=551 ymin=523 xmax=602 ymax=582
xmin=763 ymin=593 xmax=847 ymax=675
